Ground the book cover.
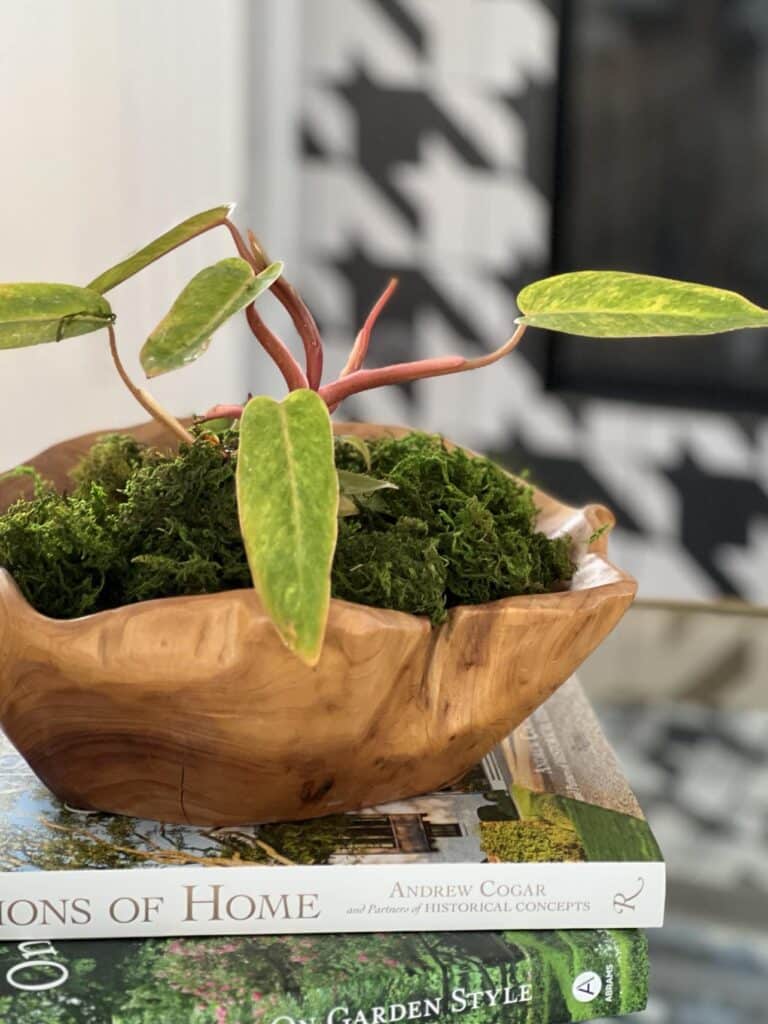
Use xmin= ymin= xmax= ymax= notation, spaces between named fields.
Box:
xmin=0 ymin=928 xmax=649 ymax=1024
xmin=0 ymin=679 xmax=665 ymax=939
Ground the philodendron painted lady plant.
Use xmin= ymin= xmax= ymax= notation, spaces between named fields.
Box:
xmin=2 ymin=204 xmax=765 ymax=663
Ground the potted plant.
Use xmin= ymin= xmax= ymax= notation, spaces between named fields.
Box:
xmin=0 ymin=206 xmax=761 ymax=826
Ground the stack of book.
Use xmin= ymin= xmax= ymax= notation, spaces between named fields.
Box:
xmin=0 ymin=678 xmax=664 ymax=1023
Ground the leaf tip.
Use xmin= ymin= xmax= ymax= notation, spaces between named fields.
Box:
xmin=259 ymin=260 xmax=284 ymax=284
xmin=139 ymin=347 xmax=161 ymax=379
xmin=271 ymin=615 xmax=325 ymax=667
xmin=295 ymin=643 xmax=323 ymax=668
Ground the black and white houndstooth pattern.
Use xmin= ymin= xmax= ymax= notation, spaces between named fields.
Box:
xmin=294 ymin=0 xmax=768 ymax=605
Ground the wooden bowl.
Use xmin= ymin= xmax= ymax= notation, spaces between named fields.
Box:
xmin=0 ymin=421 xmax=636 ymax=826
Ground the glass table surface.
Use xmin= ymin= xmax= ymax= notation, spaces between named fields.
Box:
xmin=578 ymin=600 xmax=768 ymax=1024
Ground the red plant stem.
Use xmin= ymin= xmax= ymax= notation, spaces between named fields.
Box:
xmin=246 ymin=229 xmax=269 ymax=264
xmin=224 ymin=219 xmax=257 ymax=264
xmin=248 ymin=227 xmax=324 ymax=390
xmin=223 ymin=220 xmax=324 ymax=390
xmin=221 ymin=220 xmax=308 ymax=390
xmin=341 ymin=277 xmax=399 ymax=378
xmin=201 ymin=403 xmax=245 ymax=420
xmin=96 ymin=212 xmax=315 ymax=393
xmin=322 ymin=356 xmax=468 ymax=407
xmin=245 ymin=304 xmax=309 ymax=391
xmin=461 ymin=323 xmax=528 ymax=370
xmin=275 ymin=276 xmax=324 ymax=390
xmin=319 ymin=324 xmax=528 ymax=408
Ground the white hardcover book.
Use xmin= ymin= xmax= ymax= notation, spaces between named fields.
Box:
xmin=0 ymin=678 xmax=664 ymax=940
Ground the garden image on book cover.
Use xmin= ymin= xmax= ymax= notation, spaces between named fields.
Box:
xmin=0 ymin=681 xmax=660 ymax=875
xmin=0 ymin=929 xmax=649 ymax=1024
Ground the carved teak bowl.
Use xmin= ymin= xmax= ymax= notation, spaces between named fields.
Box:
xmin=0 ymin=421 xmax=636 ymax=826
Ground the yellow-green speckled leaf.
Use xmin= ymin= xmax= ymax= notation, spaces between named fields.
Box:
xmin=87 ymin=204 xmax=234 ymax=295
xmin=516 ymin=271 xmax=768 ymax=337
xmin=237 ymin=389 xmax=338 ymax=665
xmin=140 ymin=258 xmax=282 ymax=377
xmin=337 ymin=469 xmax=396 ymax=496
xmin=0 ymin=283 xmax=113 ymax=348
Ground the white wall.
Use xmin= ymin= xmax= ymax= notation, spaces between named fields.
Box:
xmin=0 ymin=0 xmax=256 ymax=468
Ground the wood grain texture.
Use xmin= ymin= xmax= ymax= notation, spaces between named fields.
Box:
xmin=0 ymin=421 xmax=636 ymax=825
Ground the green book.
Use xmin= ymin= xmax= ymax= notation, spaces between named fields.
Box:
xmin=0 ymin=928 xmax=648 ymax=1024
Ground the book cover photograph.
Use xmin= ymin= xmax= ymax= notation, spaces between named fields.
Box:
xmin=0 ymin=928 xmax=649 ymax=1024
xmin=0 ymin=680 xmax=664 ymax=939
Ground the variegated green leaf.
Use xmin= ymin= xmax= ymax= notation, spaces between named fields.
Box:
xmin=337 ymin=469 xmax=396 ymax=517
xmin=140 ymin=258 xmax=282 ymax=378
xmin=0 ymin=283 xmax=113 ymax=349
xmin=236 ymin=389 xmax=338 ymax=665
xmin=335 ymin=434 xmax=372 ymax=471
xmin=516 ymin=271 xmax=768 ymax=337
xmin=337 ymin=469 xmax=396 ymax=496
xmin=87 ymin=204 xmax=234 ymax=294
xmin=200 ymin=417 xmax=238 ymax=436
xmin=338 ymin=495 xmax=358 ymax=517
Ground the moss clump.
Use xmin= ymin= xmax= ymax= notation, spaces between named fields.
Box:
xmin=333 ymin=516 xmax=448 ymax=618
xmin=69 ymin=433 xmax=155 ymax=502
xmin=334 ymin=433 xmax=573 ymax=618
xmin=0 ymin=429 xmax=574 ymax=623
xmin=480 ymin=819 xmax=585 ymax=863
xmin=0 ymin=479 xmax=120 ymax=619
xmin=116 ymin=433 xmax=252 ymax=604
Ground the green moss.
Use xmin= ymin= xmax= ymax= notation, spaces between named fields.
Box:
xmin=0 ymin=481 xmax=122 ymax=618
xmin=334 ymin=433 xmax=573 ymax=615
xmin=116 ymin=433 xmax=252 ymax=604
xmin=333 ymin=516 xmax=448 ymax=619
xmin=0 ymin=429 xmax=574 ymax=623
xmin=71 ymin=433 xmax=156 ymax=502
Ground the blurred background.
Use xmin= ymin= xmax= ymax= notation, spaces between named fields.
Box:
xmin=1 ymin=2 xmax=767 ymax=1020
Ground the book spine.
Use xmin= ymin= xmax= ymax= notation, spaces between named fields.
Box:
xmin=0 ymin=861 xmax=665 ymax=941
xmin=0 ymin=929 xmax=649 ymax=1024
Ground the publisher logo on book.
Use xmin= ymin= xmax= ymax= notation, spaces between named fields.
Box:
xmin=612 ymin=876 xmax=645 ymax=914
xmin=571 ymin=971 xmax=602 ymax=1004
